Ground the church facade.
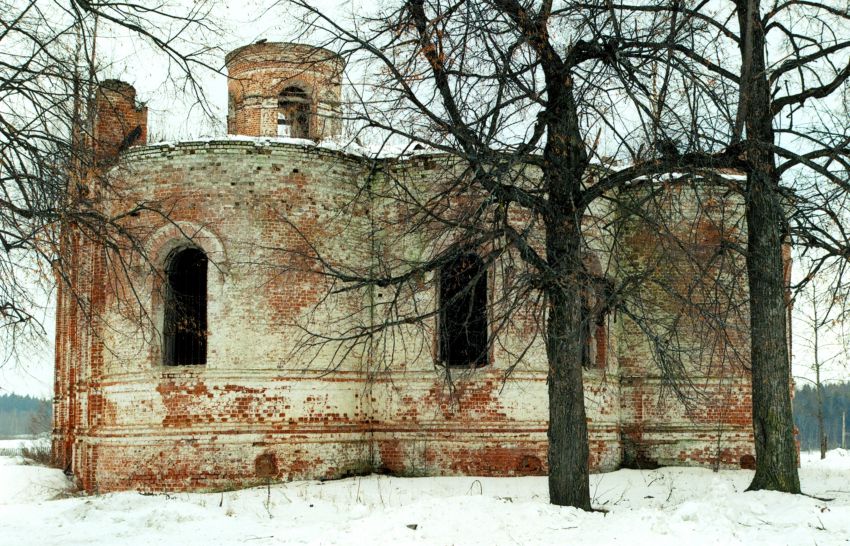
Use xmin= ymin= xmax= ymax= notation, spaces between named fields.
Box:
xmin=53 ymin=43 xmax=757 ymax=492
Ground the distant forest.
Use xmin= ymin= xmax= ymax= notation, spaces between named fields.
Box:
xmin=0 ymin=393 xmax=52 ymax=437
xmin=794 ymin=382 xmax=850 ymax=451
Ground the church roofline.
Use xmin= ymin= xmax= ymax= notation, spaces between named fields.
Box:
xmin=114 ymin=136 xmax=452 ymax=166
xmin=224 ymin=42 xmax=346 ymax=69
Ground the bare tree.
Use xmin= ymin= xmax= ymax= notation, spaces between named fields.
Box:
xmin=696 ymin=0 xmax=850 ymax=492
xmin=567 ymin=0 xmax=850 ymax=493
xmin=0 ymin=1 xmax=219 ymax=375
xmin=275 ymin=0 xmax=760 ymax=509
xmin=793 ymin=268 xmax=848 ymax=458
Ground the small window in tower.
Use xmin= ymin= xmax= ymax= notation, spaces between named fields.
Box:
xmin=163 ymin=247 xmax=208 ymax=365
xmin=278 ymin=86 xmax=309 ymax=139
xmin=439 ymin=253 xmax=488 ymax=368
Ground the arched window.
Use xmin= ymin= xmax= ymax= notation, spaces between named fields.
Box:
xmin=277 ymin=86 xmax=309 ymax=138
xmin=163 ymin=247 xmax=208 ymax=365
xmin=439 ymin=253 xmax=488 ymax=368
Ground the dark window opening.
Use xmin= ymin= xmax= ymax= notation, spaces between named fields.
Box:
xmin=439 ymin=253 xmax=488 ymax=368
xmin=278 ymin=86 xmax=309 ymax=139
xmin=163 ymin=247 xmax=208 ymax=365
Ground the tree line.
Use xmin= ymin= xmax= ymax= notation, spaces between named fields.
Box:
xmin=0 ymin=394 xmax=52 ymax=437
xmin=795 ymin=383 xmax=850 ymax=451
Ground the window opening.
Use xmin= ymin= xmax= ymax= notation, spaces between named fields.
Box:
xmin=163 ymin=247 xmax=208 ymax=365
xmin=277 ymin=86 xmax=309 ymax=138
xmin=594 ymin=322 xmax=608 ymax=368
xmin=439 ymin=253 xmax=488 ymax=367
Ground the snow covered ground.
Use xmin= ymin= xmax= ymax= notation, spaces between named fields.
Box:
xmin=1 ymin=449 xmax=848 ymax=545
xmin=0 ymin=437 xmax=45 ymax=452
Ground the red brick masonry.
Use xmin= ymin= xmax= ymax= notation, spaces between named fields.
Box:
xmin=53 ymin=46 xmax=756 ymax=493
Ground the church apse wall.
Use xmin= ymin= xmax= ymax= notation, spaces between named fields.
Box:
xmin=53 ymin=42 xmax=757 ymax=492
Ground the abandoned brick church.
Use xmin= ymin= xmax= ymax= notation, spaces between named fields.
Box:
xmin=53 ymin=42 xmax=760 ymax=492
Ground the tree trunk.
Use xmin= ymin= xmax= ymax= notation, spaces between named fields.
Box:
xmin=817 ymin=381 xmax=826 ymax=459
xmin=745 ymin=171 xmax=801 ymax=492
xmin=815 ymin=307 xmax=825 ymax=459
xmin=546 ymin=231 xmax=591 ymax=510
xmin=812 ymin=281 xmax=826 ymax=459
xmin=738 ymin=0 xmax=801 ymax=493
xmin=543 ymin=69 xmax=592 ymax=510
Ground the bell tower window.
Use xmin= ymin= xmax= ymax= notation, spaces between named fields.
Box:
xmin=278 ymin=86 xmax=309 ymax=138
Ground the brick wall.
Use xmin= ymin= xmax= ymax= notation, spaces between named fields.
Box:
xmin=92 ymin=80 xmax=148 ymax=164
xmin=52 ymin=140 xmax=759 ymax=492
xmin=614 ymin=182 xmax=754 ymax=468
xmin=225 ymin=43 xmax=344 ymax=140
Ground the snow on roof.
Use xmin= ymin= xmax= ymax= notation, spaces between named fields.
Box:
xmin=144 ymin=135 xmax=440 ymax=159
xmin=141 ymin=137 xmax=748 ymax=182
